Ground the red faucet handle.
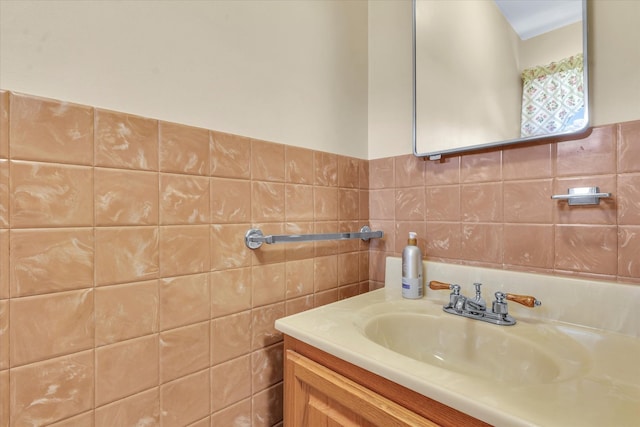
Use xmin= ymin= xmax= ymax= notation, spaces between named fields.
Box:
xmin=429 ymin=280 xmax=452 ymax=290
xmin=506 ymin=293 xmax=542 ymax=308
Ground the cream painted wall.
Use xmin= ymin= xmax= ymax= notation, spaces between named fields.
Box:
xmin=589 ymin=0 xmax=640 ymax=127
xmin=519 ymin=22 xmax=583 ymax=70
xmin=368 ymin=0 xmax=640 ymax=159
xmin=0 ymin=0 xmax=369 ymax=158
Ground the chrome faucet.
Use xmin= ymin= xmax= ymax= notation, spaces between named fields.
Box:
xmin=467 ymin=282 xmax=487 ymax=312
xmin=429 ymin=281 xmax=541 ymax=326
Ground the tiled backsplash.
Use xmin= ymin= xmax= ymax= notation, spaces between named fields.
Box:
xmin=1 ymin=90 xmax=639 ymax=426
xmin=0 ymin=91 xmax=370 ymax=426
xmin=369 ymin=120 xmax=640 ymax=287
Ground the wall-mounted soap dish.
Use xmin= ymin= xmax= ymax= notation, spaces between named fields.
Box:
xmin=551 ymin=187 xmax=612 ymax=206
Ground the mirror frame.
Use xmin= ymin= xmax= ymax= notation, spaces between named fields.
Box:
xmin=412 ymin=0 xmax=590 ymax=160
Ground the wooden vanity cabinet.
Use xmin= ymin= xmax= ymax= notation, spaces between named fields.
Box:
xmin=284 ymin=336 xmax=489 ymax=427
xmin=285 ymin=349 xmax=433 ymax=426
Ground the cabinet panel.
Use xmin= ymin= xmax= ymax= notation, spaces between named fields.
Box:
xmin=285 ymin=349 xmax=437 ymax=427
xmin=307 ymin=387 xmax=376 ymax=427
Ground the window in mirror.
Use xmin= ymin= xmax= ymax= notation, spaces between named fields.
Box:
xmin=520 ymin=53 xmax=584 ymax=137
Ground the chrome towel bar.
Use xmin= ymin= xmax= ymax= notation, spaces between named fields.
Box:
xmin=244 ymin=226 xmax=383 ymax=249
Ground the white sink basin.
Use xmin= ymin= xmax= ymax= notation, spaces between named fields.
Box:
xmin=361 ymin=308 xmax=588 ymax=384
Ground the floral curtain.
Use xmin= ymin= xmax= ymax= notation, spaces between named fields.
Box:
xmin=520 ymin=53 xmax=584 ymax=137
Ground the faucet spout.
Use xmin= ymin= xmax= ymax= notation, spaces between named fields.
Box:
xmin=454 ymin=295 xmax=467 ymax=312
xmin=464 ymin=298 xmax=485 ymax=313
xmin=465 ymin=282 xmax=486 ymax=313
xmin=473 ymin=283 xmax=486 ymax=308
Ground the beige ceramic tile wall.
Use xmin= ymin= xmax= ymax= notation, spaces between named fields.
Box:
xmin=2 ymin=89 xmax=639 ymax=426
xmin=0 ymin=91 xmax=371 ymax=427
xmin=369 ymin=120 xmax=640 ymax=287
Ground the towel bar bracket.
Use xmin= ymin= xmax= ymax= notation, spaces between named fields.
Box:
xmin=245 ymin=229 xmax=265 ymax=250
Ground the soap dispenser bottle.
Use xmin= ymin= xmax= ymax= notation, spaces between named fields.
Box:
xmin=402 ymin=232 xmax=423 ymax=299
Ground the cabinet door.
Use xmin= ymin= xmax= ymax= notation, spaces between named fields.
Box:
xmin=285 ymin=350 xmax=438 ymax=427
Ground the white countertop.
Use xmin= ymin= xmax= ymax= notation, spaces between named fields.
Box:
xmin=275 ymin=258 xmax=640 ymax=427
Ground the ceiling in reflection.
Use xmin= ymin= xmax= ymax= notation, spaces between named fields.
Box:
xmin=494 ymin=0 xmax=582 ymax=39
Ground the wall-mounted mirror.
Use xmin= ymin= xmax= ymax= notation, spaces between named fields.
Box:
xmin=413 ymin=0 xmax=589 ymax=159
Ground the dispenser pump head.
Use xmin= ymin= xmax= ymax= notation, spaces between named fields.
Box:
xmin=408 ymin=232 xmax=417 ymax=245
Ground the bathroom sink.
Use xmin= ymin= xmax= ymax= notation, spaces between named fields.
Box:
xmin=359 ymin=305 xmax=588 ymax=384
xmin=277 ymin=259 xmax=640 ymax=426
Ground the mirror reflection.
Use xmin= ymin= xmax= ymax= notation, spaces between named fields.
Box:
xmin=413 ymin=0 xmax=588 ymax=159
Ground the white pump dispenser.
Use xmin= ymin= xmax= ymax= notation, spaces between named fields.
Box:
xmin=402 ymin=232 xmax=423 ymax=299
